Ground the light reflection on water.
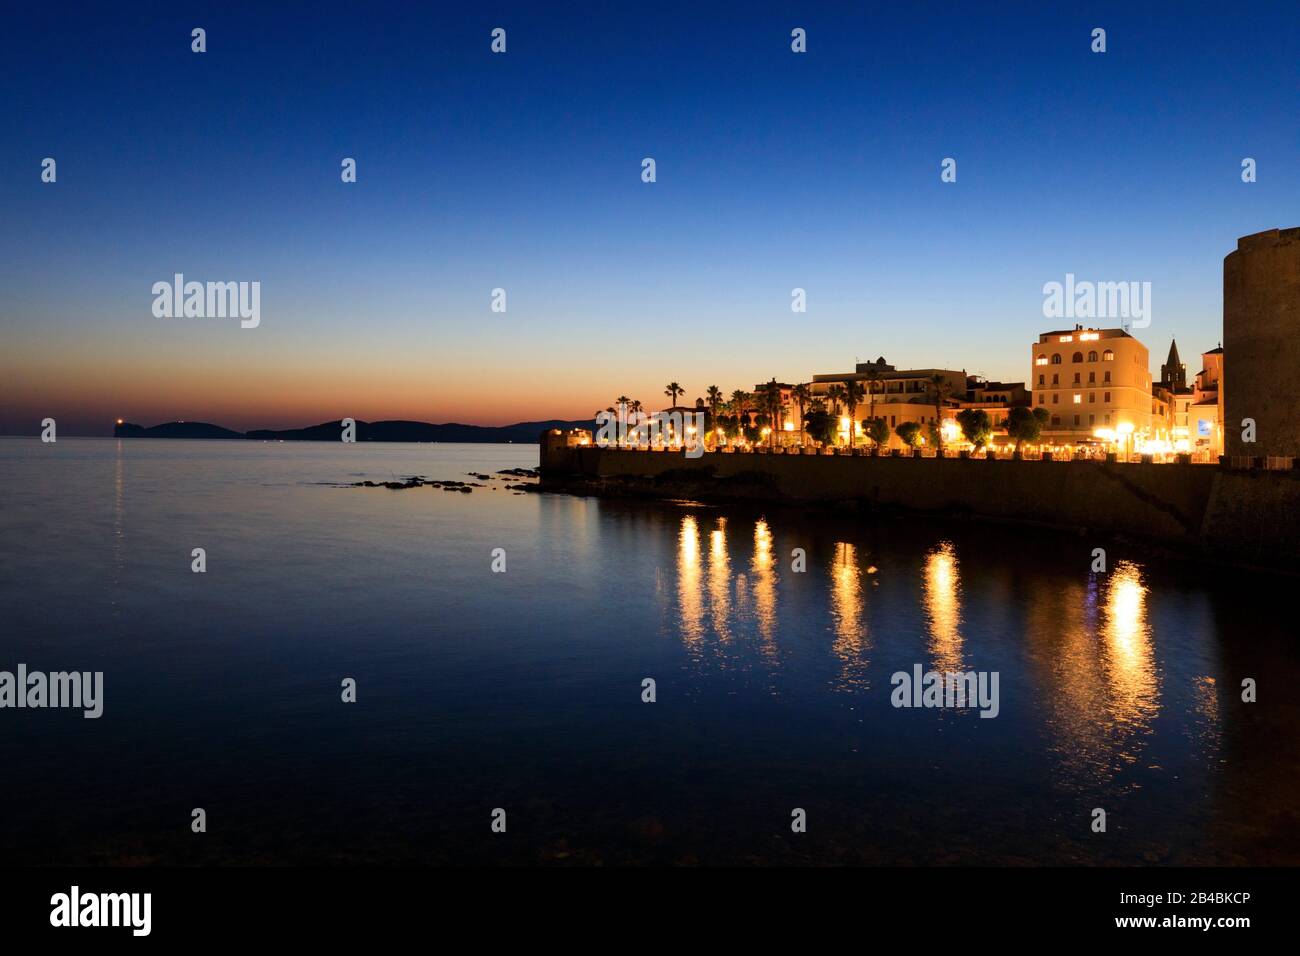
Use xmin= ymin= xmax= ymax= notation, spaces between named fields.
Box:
xmin=923 ymin=541 xmax=964 ymax=673
xmin=829 ymin=542 xmax=869 ymax=691
xmin=676 ymin=515 xmax=703 ymax=647
xmin=1102 ymin=561 xmax=1160 ymax=740
xmin=1024 ymin=561 xmax=1162 ymax=793
xmin=668 ymin=511 xmax=1215 ymax=816
xmin=2 ymin=439 xmax=1296 ymax=865
xmin=706 ymin=519 xmax=733 ymax=644
xmin=750 ymin=518 xmax=778 ymax=658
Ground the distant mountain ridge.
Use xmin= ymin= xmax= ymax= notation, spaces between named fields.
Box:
xmin=114 ymin=421 xmax=244 ymax=440
xmin=113 ymin=418 xmax=594 ymax=443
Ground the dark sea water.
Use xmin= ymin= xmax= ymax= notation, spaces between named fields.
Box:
xmin=1 ymin=437 xmax=1298 ymax=866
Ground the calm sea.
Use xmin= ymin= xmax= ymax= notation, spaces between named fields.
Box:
xmin=1 ymin=437 xmax=1297 ymax=865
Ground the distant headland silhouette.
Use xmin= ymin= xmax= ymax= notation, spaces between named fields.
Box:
xmin=113 ymin=418 xmax=595 ymax=443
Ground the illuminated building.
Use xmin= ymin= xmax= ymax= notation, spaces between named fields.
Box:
xmin=810 ymin=358 xmax=965 ymax=447
xmin=1030 ymin=326 xmax=1152 ymax=454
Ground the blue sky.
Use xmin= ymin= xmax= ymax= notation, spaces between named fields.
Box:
xmin=2 ymin=1 xmax=1297 ymax=432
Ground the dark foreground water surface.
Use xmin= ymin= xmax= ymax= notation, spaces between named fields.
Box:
xmin=1 ymin=438 xmax=1298 ymax=865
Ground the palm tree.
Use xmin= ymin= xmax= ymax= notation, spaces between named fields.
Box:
xmin=865 ymin=366 xmax=881 ymax=420
xmin=730 ymin=389 xmax=748 ymax=425
xmin=627 ymin=400 xmax=644 ymax=446
xmin=791 ymin=383 xmax=811 ymax=446
xmin=826 ymin=385 xmax=847 ymax=444
xmin=756 ymin=379 xmax=783 ymax=448
xmin=703 ymin=386 xmax=723 ymax=449
xmin=843 ymin=379 xmax=865 ymax=447
xmin=705 ymin=385 xmax=723 ymax=420
xmin=664 ymin=382 xmax=684 ymax=407
xmin=929 ymin=374 xmax=952 ymax=451
xmin=825 ymin=384 xmax=846 ymax=415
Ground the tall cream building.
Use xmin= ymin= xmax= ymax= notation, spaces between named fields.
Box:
xmin=1030 ymin=326 xmax=1152 ymax=449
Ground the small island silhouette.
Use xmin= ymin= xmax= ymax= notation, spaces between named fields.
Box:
xmin=114 ymin=418 xmax=595 ymax=443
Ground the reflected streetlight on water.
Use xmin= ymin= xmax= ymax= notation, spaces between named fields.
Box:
xmin=924 ymin=541 xmax=964 ymax=672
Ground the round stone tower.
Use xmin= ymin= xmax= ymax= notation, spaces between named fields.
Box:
xmin=1223 ymin=228 xmax=1300 ymax=458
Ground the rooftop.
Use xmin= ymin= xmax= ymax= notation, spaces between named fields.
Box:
xmin=1036 ymin=327 xmax=1134 ymax=344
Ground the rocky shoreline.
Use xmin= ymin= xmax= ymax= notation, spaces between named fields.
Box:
xmin=352 ymin=468 xmax=539 ymax=493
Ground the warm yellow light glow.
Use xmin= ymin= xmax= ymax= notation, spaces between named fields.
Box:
xmin=1103 ymin=561 xmax=1157 ymax=724
xmin=829 ymin=542 xmax=867 ymax=689
xmin=1059 ymin=335 xmax=1073 ymax=342
xmin=1117 ymin=422 xmax=1135 ymax=435
xmin=1137 ymin=437 xmax=1172 ymax=455
xmin=1072 ymin=394 xmax=1082 ymax=404
xmin=941 ymin=420 xmax=959 ymax=442
xmin=115 ymin=418 xmax=123 ymax=425
xmin=751 ymin=520 xmax=776 ymax=644
xmin=783 ymin=421 xmax=794 ymax=432
xmin=923 ymin=542 xmax=963 ymax=672
xmin=677 ymin=515 xmax=703 ymax=645
xmin=1094 ymin=427 xmax=1116 ymax=441
xmin=707 ymin=520 xmax=732 ymax=642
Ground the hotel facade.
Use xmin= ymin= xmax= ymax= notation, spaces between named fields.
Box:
xmin=1030 ymin=326 xmax=1155 ymax=451
xmin=809 ymin=359 xmax=964 ymax=448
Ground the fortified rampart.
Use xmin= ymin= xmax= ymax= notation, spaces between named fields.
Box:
xmin=539 ymin=444 xmax=1300 ymax=572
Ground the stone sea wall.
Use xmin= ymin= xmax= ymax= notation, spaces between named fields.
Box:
xmin=539 ymin=446 xmax=1300 ymax=572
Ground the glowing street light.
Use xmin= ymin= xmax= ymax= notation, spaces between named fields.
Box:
xmin=1117 ymin=421 xmax=1135 ymax=461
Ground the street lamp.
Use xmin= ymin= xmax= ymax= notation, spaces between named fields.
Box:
xmin=1117 ymin=421 xmax=1135 ymax=461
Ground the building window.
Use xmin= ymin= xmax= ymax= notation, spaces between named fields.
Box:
xmin=1073 ymin=372 xmax=1080 ymax=384
xmin=1087 ymin=350 xmax=1098 ymax=362
xmin=1104 ymin=391 xmax=1111 ymax=402
xmin=1035 ymin=354 xmax=1048 ymax=366
xmin=1089 ymin=414 xmax=1095 ymax=425
xmin=1073 ymin=414 xmax=1080 ymax=425
xmin=1104 ymin=371 xmax=1111 ymax=382
xmin=1088 ymin=371 xmax=1095 ymax=383
xmin=1037 ymin=374 xmax=1044 ymax=385
xmin=1102 ymin=349 xmax=1114 ymax=361
xmin=1037 ymin=394 xmax=1045 ymax=405
xmin=1072 ymin=351 xmax=1083 ymax=363
xmin=1052 ymin=394 xmax=1059 ymax=404
xmin=1104 ymin=414 xmax=1111 ymax=424
xmin=1052 ymin=373 xmax=1059 ymax=385
xmin=1073 ymin=394 xmax=1082 ymax=404
xmin=1051 ymin=415 xmax=1060 ymax=426
xmin=1051 ymin=354 xmax=1062 ymax=364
